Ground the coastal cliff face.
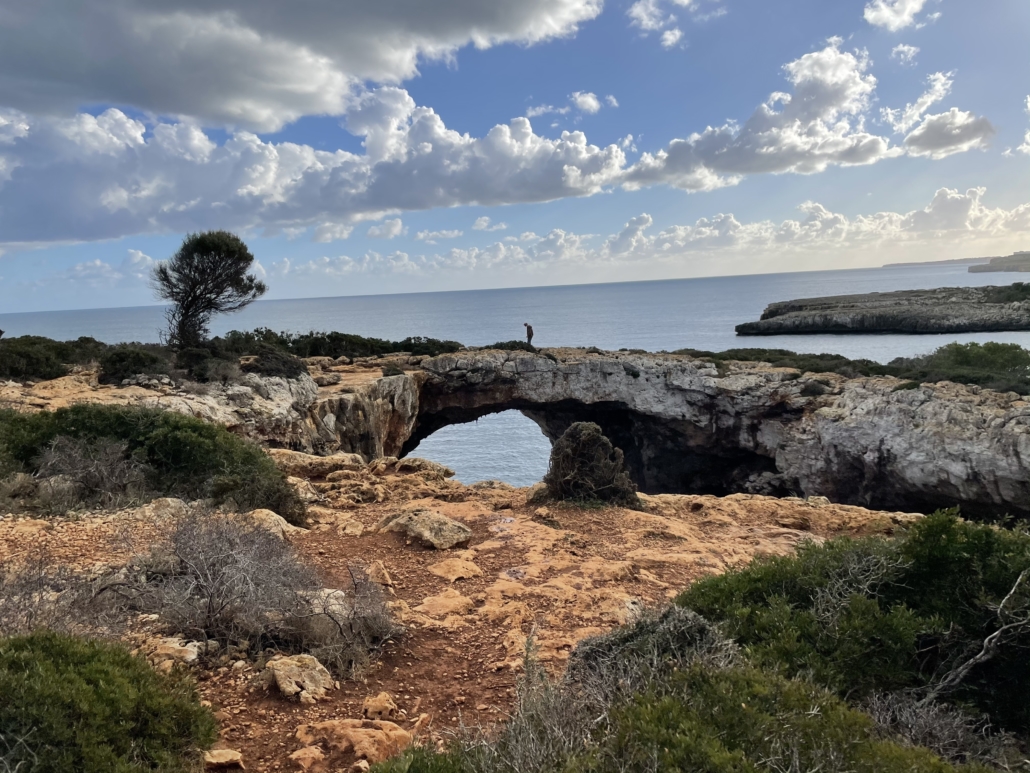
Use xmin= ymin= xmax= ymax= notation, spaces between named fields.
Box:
xmin=6 ymin=349 xmax=1030 ymax=518
xmin=736 ymin=285 xmax=1030 ymax=335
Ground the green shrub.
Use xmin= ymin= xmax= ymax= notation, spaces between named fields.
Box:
xmin=99 ymin=347 xmax=168 ymax=385
xmin=0 ymin=404 xmax=305 ymax=523
xmin=0 ymin=336 xmax=109 ymax=381
xmin=239 ymin=344 xmax=306 ymax=379
xmin=572 ymin=665 xmax=980 ymax=773
xmin=483 ymin=340 xmax=536 ymax=353
xmin=219 ymin=328 xmax=461 ymax=360
xmin=544 ymin=422 xmax=640 ymax=508
xmin=0 ymin=631 xmax=216 ymax=773
xmin=675 ymin=342 xmax=1030 ymax=395
xmin=677 ymin=511 xmax=1030 ymax=733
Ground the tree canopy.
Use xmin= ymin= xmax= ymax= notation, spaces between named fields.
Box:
xmin=152 ymin=231 xmax=266 ymax=348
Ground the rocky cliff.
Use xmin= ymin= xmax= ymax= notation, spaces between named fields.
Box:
xmin=735 ymin=285 xmax=1030 ymax=334
xmin=6 ymin=348 xmax=1030 ymax=519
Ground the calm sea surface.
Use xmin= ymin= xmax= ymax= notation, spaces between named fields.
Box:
xmin=4 ymin=265 xmax=1028 ymax=486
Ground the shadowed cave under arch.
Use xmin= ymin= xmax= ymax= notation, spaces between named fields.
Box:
xmin=399 ymin=397 xmax=785 ymax=497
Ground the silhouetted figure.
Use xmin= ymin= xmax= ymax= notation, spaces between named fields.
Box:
xmin=0 ymin=329 xmax=4 ymax=340
xmin=524 ymin=322 xmax=534 ymax=347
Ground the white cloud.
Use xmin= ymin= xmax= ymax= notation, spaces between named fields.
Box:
xmin=863 ymin=0 xmax=930 ymax=31
xmin=0 ymin=96 xmax=626 ymax=245
xmin=1019 ymin=96 xmax=1030 ymax=156
xmin=472 ymin=216 xmax=507 ymax=231
xmin=660 ymin=28 xmax=684 ymax=48
xmin=0 ymin=0 xmax=604 ymax=132
xmin=415 ymin=228 xmax=463 ymax=244
xmin=570 ymin=91 xmax=602 ymax=114
xmin=881 ymin=71 xmax=953 ymax=133
xmin=903 ymin=108 xmax=995 ymax=159
xmin=313 ymin=223 xmax=355 ymax=243
xmin=367 ymin=218 xmax=407 ymax=238
xmin=42 ymin=248 xmax=156 ymax=288
xmin=276 ymin=187 xmax=1030 ymax=278
xmin=0 ymin=42 xmax=996 ymax=248
xmin=890 ymin=44 xmax=920 ymax=65
xmin=527 ymin=104 xmax=570 ymax=118
xmin=625 ymin=39 xmax=894 ymax=190
xmin=627 ymin=0 xmax=670 ymax=31
xmin=606 ymin=95 xmax=619 ymax=108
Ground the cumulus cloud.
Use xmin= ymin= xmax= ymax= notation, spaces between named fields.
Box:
xmin=881 ymin=71 xmax=953 ymax=133
xmin=41 ymin=249 xmax=156 ymax=288
xmin=367 ymin=218 xmax=407 ymax=238
xmin=627 ymin=0 xmax=721 ymax=47
xmin=415 ymin=228 xmax=463 ymax=244
xmin=879 ymin=72 xmax=994 ymax=157
xmin=0 ymin=94 xmax=626 ymax=245
xmin=903 ymin=108 xmax=995 ymax=158
xmin=570 ymin=91 xmax=602 ymax=114
xmin=1019 ymin=96 xmax=1030 ymax=156
xmin=625 ymin=39 xmax=894 ymax=190
xmin=863 ymin=0 xmax=931 ymax=31
xmin=275 ymin=186 xmax=1030 ymax=278
xmin=661 ymin=28 xmax=684 ymax=48
xmin=891 ymin=44 xmax=920 ymax=65
xmin=0 ymin=0 xmax=604 ymax=132
xmin=472 ymin=216 xmax=507 ymax=231
xmin=0 ymin=41 xmax=997 ymax=247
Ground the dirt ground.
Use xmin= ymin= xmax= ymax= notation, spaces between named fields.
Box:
xmin=0 ymin=459 xmax=922 ymax=772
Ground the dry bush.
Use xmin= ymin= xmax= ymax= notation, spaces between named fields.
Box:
xmin=430 ymin=608 xmax=739 ymax=773
xmin=0 ymin=554 xmax=94 ymax=638
xmin=864 ymin=692 xmax=1017 ymax=767
xmin=36 ymin=436 xmax=150 ymax=511
xmin=565 ymin=606 xmax=738 ymax=710
xmin=102 ymin=512 xmax=398 ymax=675
xmin=543 ymin=422 xmax=640 ymax=508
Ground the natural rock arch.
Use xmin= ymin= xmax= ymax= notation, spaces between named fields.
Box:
xmin=305 ymin=349 xmax=1030 ymax=519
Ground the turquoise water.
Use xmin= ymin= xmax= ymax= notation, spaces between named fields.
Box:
xmin=4 ymin=265 xmax=1029 ymax=486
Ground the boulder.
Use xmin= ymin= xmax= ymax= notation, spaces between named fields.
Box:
xmin=294 ymin=719 xmax=411 ymax=764
xmin=369 ymin=457 xmax=455 ymax=479
xmin=243 ymin=508 xmax=306 ymax=539
xmin=429 ymin=558 xmax=483 ymax=582
xmin=269 ymin=449 xmax=367 ymax=478
xmin=204 ymin=749 xmax=245 ymax=769
xmin=361 ymin=691 xmax=398 ymax=720
xmin=377 ymin=509 xmax=471 ymax=549
xmin=288 ymin=746 xmax=324 ymax=771
xmin=259 ymin=654 xmax=335 ymax=703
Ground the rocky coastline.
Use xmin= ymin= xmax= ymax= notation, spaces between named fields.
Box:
xmin=735 ymin=284 xmax=1030 ymax=335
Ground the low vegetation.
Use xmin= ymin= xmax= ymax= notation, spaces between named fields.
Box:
xmin=376 ymin=512 xmax=1028 ymax=773
xmin=677 ymin=341 xmax=1030 ymax=394
xmin=678 ymin=510 xmax=1030 ymax=735
xmin=219 ymin=328 xmax=462 ymax=360
xmin=0 ymin=404 xmax=304 ymax=522
xmin=101 ymin=512 xmax=398 ymax=675
xmin=0 ymin=631 xmax=216 ymax=773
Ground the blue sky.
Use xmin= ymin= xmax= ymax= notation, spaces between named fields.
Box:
xmin=0 ymin=0 xmax=1027 ymax=312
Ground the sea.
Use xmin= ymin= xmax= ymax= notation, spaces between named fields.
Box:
xmin=4 ymin=264 xmax=1028 ymax=487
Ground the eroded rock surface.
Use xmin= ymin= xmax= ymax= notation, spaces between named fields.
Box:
xmin=7 ymin=349 xmax=1030 ymax=517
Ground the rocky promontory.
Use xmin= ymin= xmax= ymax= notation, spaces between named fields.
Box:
xmin=735 ymin=284 xmax=1030 ymax=335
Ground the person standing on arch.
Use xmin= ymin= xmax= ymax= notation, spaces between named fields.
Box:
xmin=524 ymin=322 xmax=534 ymax=347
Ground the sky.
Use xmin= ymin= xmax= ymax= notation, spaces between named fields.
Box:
xmin=0 ymin=0 xmax=1028 ymax=312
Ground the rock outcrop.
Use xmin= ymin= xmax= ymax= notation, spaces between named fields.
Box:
xmin=735 ymin=285 xmax=1030 ymax=335
xmin=6 ymin=349 xmax=1030 ymax=518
